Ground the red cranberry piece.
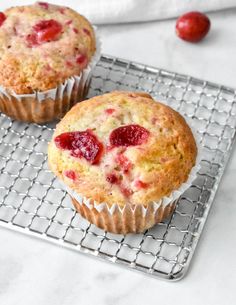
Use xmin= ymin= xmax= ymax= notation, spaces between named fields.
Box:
xmin=135 ymin=180 xmax=148 ymax=189
xmin=120 ymin=186 xmax=133 ymax=197
xmin=110 ymin=124 xmax=149 ymax=147
xmin=73 ymin=28 xmax=79 ymax=34
xmin=176 ymin=11 xmax=210 ymax=43
xmin=26 ymin=33 xmax=39 ymax=47
xmin=76 ymin=54 xmax=88 ymax=67
xmin=0 ymin=12 xmax=6 ymax=27
xmin=64 ymin=170 xmax=76 ymax=181
xmin=38 ymin=2 xmax=49 ymax=9
xmin=54 ymin=130 xmax=103 ymax=165
xmin=33 ymin=19 xmax=62 ymax=43
xmin=105 ymin=108 xmax=115 ymax=115
xmin=106 ymin=173 xmax=119 ymax=184
xmin=116 ymin=154 xmax=132 ymax=173
xmin=83 ymin=28 xmax=90 ymax=36
xmin=54 ymin=132 xmax=74 ymax=150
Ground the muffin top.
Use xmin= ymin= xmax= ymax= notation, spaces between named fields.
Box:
xmin=48 ymin=91 xmax=197 ymax=207
xmin=0 ymin=2 xmax=96 ymax=94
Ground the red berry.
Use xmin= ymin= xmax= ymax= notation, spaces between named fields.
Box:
xmin=0 ymin=12 xmax=6 ymax=27
xmin=76 ymin=54 xmax=88 ymax=68
xmin=83 ymin=28 xmax=91 ymax=36
xmin=176 ymin=11 xmax=210 ymax=42
xmin=73 ymin=28 xmax=79 ymax=34
xmin=38 ymin=2 xmax=49 ymax=9
xmin=33 ymin=19 xmax=62 ymax=43
xmin=105 ymin=108 xmax=115 ymax=115
xmin=120 ymin=186 xmax=133 ymax=197
xmin=106 ymin=173 xmax=119 ymax=184
xmin=134 ymin=180 xmax=148 ymax=189
xmin=54 ymin=130 xmax=104 ymax=165
xmin=64 ymin=170 xmax=76 ymax=181
xmin=54 ymin=132 xmax=74 ymax=150
xmin=109 ymin=124 xmax=149 ymax=147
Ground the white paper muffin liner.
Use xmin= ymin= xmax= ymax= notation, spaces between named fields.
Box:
xmin=60 ymin=121 xmax=202 ymax=234
xmin=0 ymin=28 xmax=101 ymax=123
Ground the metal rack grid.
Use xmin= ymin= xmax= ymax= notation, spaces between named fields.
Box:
xmin=0 ymin=54 xmax=236 ymax=281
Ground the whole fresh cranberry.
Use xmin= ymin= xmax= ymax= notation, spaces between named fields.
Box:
xmin=176 ymin=11 xmax=210 ymax=42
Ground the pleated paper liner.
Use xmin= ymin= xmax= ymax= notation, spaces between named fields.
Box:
xmin=63 ymin=127 xmax=201 ymax=235
xmin=70 ymin=195 xmax=178 ymax=234
xmin=0 ymin=29 xmax=101 ymax=124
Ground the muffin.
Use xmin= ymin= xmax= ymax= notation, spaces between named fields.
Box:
xmin=0 ymin=2 xmax=99 ymax=123
xmin=48 ymin=91 xmax=198 ymax=234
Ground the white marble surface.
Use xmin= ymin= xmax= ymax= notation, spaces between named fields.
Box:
xmin=1 ymin=8 xmax=236 ymax=305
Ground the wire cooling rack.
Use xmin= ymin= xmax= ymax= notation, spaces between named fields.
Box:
xmin=0 ymin=55 xmax=236 ymax=281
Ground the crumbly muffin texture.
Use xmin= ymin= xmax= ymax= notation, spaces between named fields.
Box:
xmin=0 ymin=2 xmax=96 ymax=94
xmin=48 ymin=91 xmax=197 ymax=207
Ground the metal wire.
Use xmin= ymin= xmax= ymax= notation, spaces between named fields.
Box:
xmin=0 ymin=54 xmax=236 ymax=281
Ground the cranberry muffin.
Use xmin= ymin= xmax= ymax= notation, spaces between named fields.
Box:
xmin=0 ymin=2 xmax=98 ymax=123
xmin=48 ymin=91 xmax=197 ymax=234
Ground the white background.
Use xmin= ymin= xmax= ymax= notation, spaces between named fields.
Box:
xmin=0 ymin=6 xmax=236 ymax=305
